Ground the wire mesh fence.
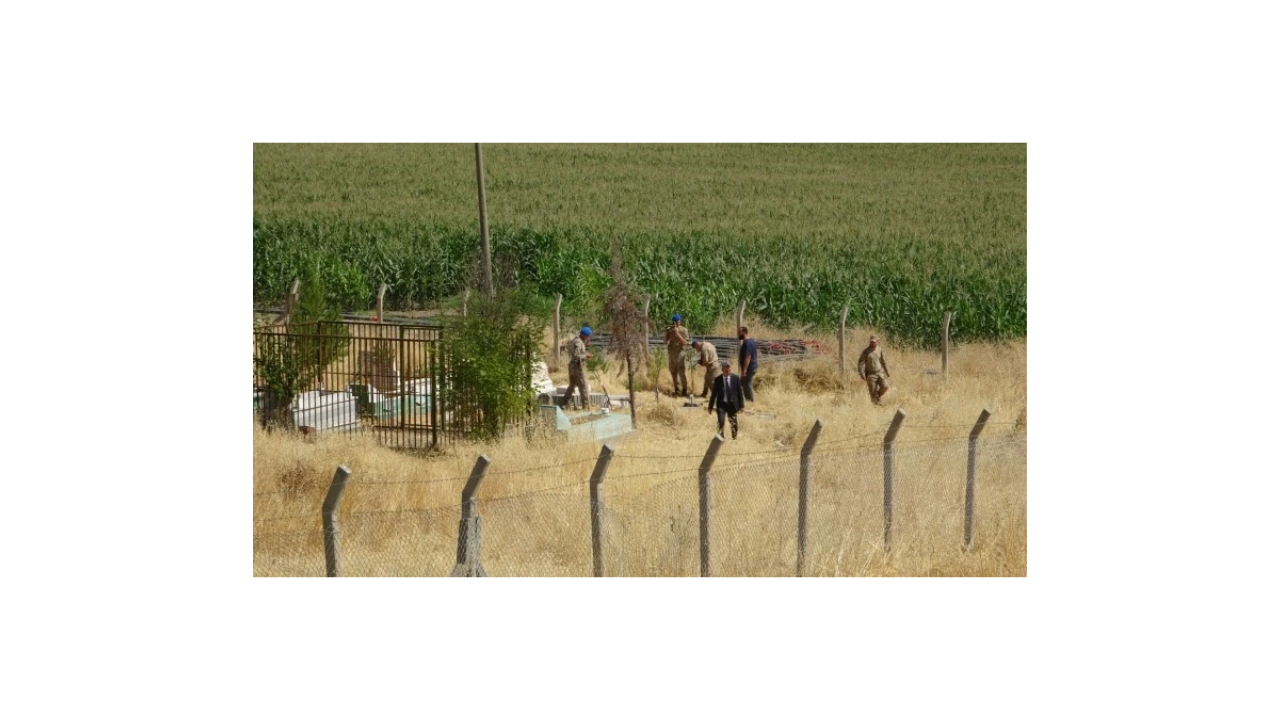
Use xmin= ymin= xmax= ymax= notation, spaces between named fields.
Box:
xmin=971 ymin=433 xmax=1028 ymax=568
xmin=804 ymin=444 xmax=885 ymax=576
xmin=711 ymin=454 xmax=802 ymax=577
xmin=253 ymin=467 xmax=466 ymax=576
xmin=603 ymin=472 xmax=701 ymax=577
xmin=253 ymin=527 xmax=326 ymax=577
xmin=804 ymin=432 xmax=1028 ymax=575
xmin=252 ymin=424 xmax=1027 ymax=577
xmin=479 ymin=486 xmax=594 ymax=577
xmin=340 ymin=505 xmax=462 ymax=577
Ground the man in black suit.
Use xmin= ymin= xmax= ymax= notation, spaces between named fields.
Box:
xmin=707 ymin=361 xmax=746 ymax=440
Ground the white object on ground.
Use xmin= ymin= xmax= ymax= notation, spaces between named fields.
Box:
xmin=292 ymin=390 xmax=360 ymax=431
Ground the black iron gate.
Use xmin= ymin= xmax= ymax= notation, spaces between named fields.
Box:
xmin=253 ymin=320 xmax=444 ymax=449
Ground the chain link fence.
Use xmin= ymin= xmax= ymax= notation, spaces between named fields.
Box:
xmin=710 ymin=454 xmax=801 ymax=576
xmin=253 ymin=418 xmax=1026 ymax=577
xmin=603 ymin=471 xmax=701 ymax=577
xmin=479 ymin=486 xmax=594 ymax=577
xmin=340 ymin=505 xmax=462 ymax=577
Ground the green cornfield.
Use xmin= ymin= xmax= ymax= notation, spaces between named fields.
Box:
xmin=253 ymin=143 xmax=1026 ymax=346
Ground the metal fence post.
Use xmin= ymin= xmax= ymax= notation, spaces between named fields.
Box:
xmin=699 ymin=434 xmax=726 ymax=577
xmin=430 ymin=340 xmax=440 ymax=449
xmin=797 ymin=419 xmax=824 ymax=577
xmin=590 ymin=443 xmax=615 ymax=577
xmin=451 ymin=455 xmax=490 ymax=577
xmin=322 ymin=465 xmax=352 ymax=577
xmin=964 ymin=409 xmax=992 ymax=551
xmin=397 ymin=325 xmax=406 ymax=432
xmin=883 ymin=409 xmax=907 ymax=552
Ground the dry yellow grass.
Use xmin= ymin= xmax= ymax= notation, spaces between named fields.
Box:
xmin=254 ymin=322 xmax=1026 ymax=577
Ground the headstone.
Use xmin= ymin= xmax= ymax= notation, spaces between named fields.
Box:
xmin=358 ymin=346 xmax=399 ymax=394
xmin=530 ymin=361 xmax=556 ymax=395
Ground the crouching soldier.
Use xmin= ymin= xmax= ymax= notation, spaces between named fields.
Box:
xmin=692 ymin=339 xmax=718 ymax=399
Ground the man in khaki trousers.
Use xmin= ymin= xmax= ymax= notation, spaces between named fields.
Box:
xmin=663 ymin=313 xmax=690 ymax=396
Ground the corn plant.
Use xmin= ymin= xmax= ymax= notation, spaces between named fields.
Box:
xmin=254 ymin=144 xmax=1026 ymax=346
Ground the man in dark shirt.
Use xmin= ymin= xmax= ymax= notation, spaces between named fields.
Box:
xmin=738 ymin=326 xmax=758 ymax=403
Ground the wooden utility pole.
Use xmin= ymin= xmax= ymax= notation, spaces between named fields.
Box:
xmin=475 ymin=143 xmax=493 ymax=299
xmin=553 ymin=294 xmax=562 ymax=368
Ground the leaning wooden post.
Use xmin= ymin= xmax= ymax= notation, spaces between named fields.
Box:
xmin=839 ymin=305 xmax=849 ymax=374
xmin=553 ymin=293 xmax=563 ymax=368
xmin=882 ymin=409 xmax=907 ymax=552
xmin=450 ymin=455 xmax=490 ymax=577
xmin=322 ymin=465 xmax=352 ymax=577
xmin=943 ymin=311 xmax=952 ymax=379
xmin=964 ymin=409 xmax=992 ymax=551
xmin=377 ymin=283 xmax=388 ymax=323
xmin=589 ymin=444 xmax=615 ymax=577
xmin=797 ymin=420 xmax=824 ymax=577
xmin=698 ymin=434 xmax=726 ymax=577
xmin=462 ymin=288 xmax=470 ymax=318
xmin=277 ymin=277 xmax=300 ymax=325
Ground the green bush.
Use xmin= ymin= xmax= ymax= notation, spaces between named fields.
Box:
xmin=253 ymin=261 xmax=350 ymax=427
xmin=437 ymin=289 xmax=548 ymax=441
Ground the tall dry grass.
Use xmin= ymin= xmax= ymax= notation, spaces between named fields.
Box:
xmin=254 ymin=325 xmax=1026 ymax=577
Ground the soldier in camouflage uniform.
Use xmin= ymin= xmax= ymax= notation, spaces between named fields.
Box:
xmin=857 ymin=334 xmax=891 ymax=405
xmin=664 ymin=314 xmax=691 ymax=397
xmin=692 ymin=339 xmax=718 ymax=399
xmin=563 ymin=326 xmax=594 ymax=410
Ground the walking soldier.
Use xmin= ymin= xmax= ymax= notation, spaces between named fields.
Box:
xmin=563 ymin=326 xmax=594 ymax=410
xmin=664 ymin=314 xmax=690 ymax=396
xmin=857 ymin=334 xmax=891 ymax=405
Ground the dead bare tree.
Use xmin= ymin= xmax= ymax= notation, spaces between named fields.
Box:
xmin=603 ymin=241 xmax=647 ymax=429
